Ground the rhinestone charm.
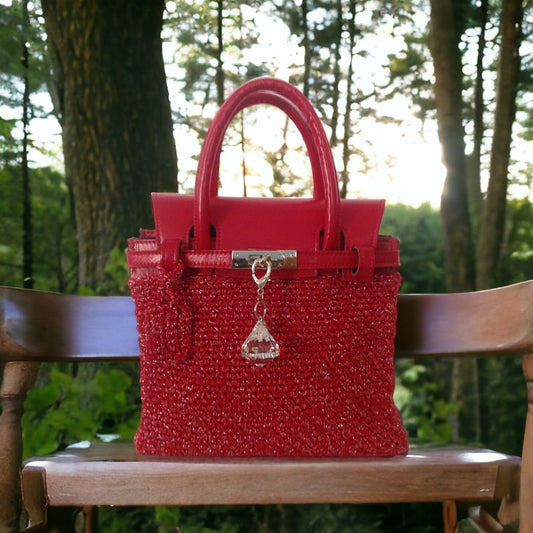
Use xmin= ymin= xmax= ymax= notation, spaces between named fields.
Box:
xmin=241 ymin=318 xmax=280 ymax=366
xmin=241 ymin=255 xmax=280 ymax=366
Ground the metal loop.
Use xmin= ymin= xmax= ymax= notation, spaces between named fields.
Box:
xmin=254 ymin=299 xmax=267 ymax=319
xmin=251 ymin=256 xmax=272 ymax=291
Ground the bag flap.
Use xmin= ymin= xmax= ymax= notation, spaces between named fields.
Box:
xmin=151 ymin=192 xmax=386 ymax=251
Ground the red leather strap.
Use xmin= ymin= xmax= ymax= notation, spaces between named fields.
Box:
xmin=194 ymin=78 xmax=341 ymax=251
xmin=208 ymin=90 xmax=325 ymax=200
xmin=161 ymin=239 xmax=180 ymax=272
xmin=128 ymin=248 xmax=399 ymax=272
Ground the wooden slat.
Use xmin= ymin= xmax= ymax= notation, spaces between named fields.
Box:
xmin=0 ymin=287 xmax=139 ymax=361
xmin=395 ymin=280 xmax=533 ymax=358
xmin=3 ymin=281 xmax=533 ymax=362
xmin=21 ymin=443 xmax=520 ymax=508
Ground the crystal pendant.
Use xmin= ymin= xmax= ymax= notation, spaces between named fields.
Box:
xmin=241 ymin=318 xmax=280 ymax=366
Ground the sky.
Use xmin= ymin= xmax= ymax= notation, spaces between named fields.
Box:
xmin=16 ymin=2 xmax=448 ymax=208
xmin=163 ymin=5 xmax=447 ymax=207
xmin=170 ymin=103 xmax=446 ymax=207
xmin=22 ymin=90 xmax=448 ymax=209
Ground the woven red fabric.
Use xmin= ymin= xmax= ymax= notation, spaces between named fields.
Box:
xmin=129 ymin=267 xmax=408 ymax=457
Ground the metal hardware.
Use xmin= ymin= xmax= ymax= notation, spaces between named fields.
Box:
xmin=232 ymin=250 xmax=297 ymax=270
xmin=251 ymin=255 xmax=272 ymax=291
xmin=241 ymin=255 xmax=280 ymax=365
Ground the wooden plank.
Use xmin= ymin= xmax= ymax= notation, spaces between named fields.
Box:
xmin=3 ymin=281 xmax=533 ymax=363
xmin=22 ymin=443 xmax=520 ymax=508
xmin=0 ymin=287 xmax=139 ymax=362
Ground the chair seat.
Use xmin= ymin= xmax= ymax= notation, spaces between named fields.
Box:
xmin=21 ymin=442 xmax=520 ymax=513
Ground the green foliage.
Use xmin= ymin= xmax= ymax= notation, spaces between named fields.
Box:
xmin=77 ymin=247 xmax=131 ymax=296
xmin=98 ymin=507 xmax=160 ymax=533
xmin=168 ymin=1 xmax=268 ymax=103
xmin=501 ymin=198 xmax=533 ymax=285
xmin=0 ymin=164 xmax=23 ymax=286
xmin=0 ymin=1 xmax=50 ymax=103
xmin=100 ymin=503 xmax=441 ymax=533
xmin=103 ymin=247 xmax=131 ymax=295
xmin=0 ymin=164 xmax=77 ymax=291
xmin=395 ymin=362 xmax=456 ymax=443
xmin=22 ymin=365 xmax=139 ymax=458
xmin=381 ymin=203 xmax=445 ymax=293
xmin=480 ymin=356 xmax=527 ymax=456
xmin=1 ymin=0 xmax=74 ymax=290
xmin=31 ymin=166 xmax=77 ymax=291
xmin=0 ymin=117 xmax=18 ymax=159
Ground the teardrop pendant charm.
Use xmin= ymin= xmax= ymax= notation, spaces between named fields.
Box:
xmin=241 ymin=317 xmax=280 ymax=366
xmin=241 ymin=255 xmax=280 ymax=366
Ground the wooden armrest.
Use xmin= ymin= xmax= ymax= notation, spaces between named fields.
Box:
xmin=396 ymin=280 xmax=533 ymax=358
xmin=0 ymin=287 xmax=139 ymax=362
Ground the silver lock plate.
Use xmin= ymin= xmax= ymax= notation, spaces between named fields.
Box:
xmin=232 ymin=250 xmax=297 ymax=269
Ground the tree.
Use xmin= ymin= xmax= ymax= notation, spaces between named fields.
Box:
xmin=428 ymin=0 xmax=526 ymax=442
xmin=21 ymin=0 xmax=33 ymax=290
xmin=40 ymin=0 xmax=178 ymax=290
xmin=0 ymin=1 xmax=51 ymax=289
xmin=429 ymin=0 xmax=525 ymax=290
xmin=467 ymin=0 xmax=487 ymax=233
xmin=428 ymin=0 xmax=474 ymax=293
xmin=475 ymin=0 xmax=523 ymax=290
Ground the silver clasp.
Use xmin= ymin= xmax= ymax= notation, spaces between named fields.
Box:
xmin=251 ymin=256 xmax=272 ymax=291
xmin=232 ymin=250 xmax=297 ymax=270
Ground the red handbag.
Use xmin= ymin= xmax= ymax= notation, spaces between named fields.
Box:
xmin=127 ymin=78 xmax=408 ymax=457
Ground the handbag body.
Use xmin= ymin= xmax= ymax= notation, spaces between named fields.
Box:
xmin=127 ymin=78 xmax=408 ymax=457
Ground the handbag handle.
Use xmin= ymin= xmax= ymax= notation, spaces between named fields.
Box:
xmin=194 ymin=77 xmax=341 ymax=251
xmin=197 ymin=79 xmax=337 ymax=203
xmin=205 ymin=90 xmax=325 ymax=200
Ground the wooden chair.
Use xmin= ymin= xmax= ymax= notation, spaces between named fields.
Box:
xmin=1 ymin=281 xmax=533 ymax=533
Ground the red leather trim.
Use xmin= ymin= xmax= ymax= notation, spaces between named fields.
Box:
xmin=140 ymin=192 xmax=396 ymax=281
xmin=127 ymin=246 xmax=399 ymax=272
xmin=161 ymin=239 xmax=180 ymax=272
xmin=151 ymin=194 xmax=386 ymax=252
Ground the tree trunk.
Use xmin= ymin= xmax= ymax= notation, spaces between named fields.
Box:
xmin=475 ymin=0 xmax=522 ymax=290
xmin=41 ymin=0 xmax=177 ymax=290
xmin=429 ymin=0 xmax=474 ymax=293
xmin=429 ymin=0 xmax=478 ymax=444
xmin=340 ymin=0 xmax=356 ymax=200
xmin=21 ymin=0 xmax=33 ymax=290
xmin=216 ymin=0 xmax=224 ymax=106
xmin=301 ymin=0 xmax=311 ymax=98
xmin=467 ymin=0 xmax=488 ymax=238
xmin=329 ymin=0 xmax=342 ymax=148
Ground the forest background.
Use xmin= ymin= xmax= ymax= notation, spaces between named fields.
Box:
xmin=1 ymin=0 xmax=533 ymax=531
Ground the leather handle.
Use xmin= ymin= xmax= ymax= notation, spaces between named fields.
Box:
xmin=205 ymin=89 xmax=325 ymax=200
xmin=194 ymin=78 xmax=341 ymax=250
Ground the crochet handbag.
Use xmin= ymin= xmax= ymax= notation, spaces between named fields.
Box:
xmin=127 ymin=77 xmax=408 ymax=457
